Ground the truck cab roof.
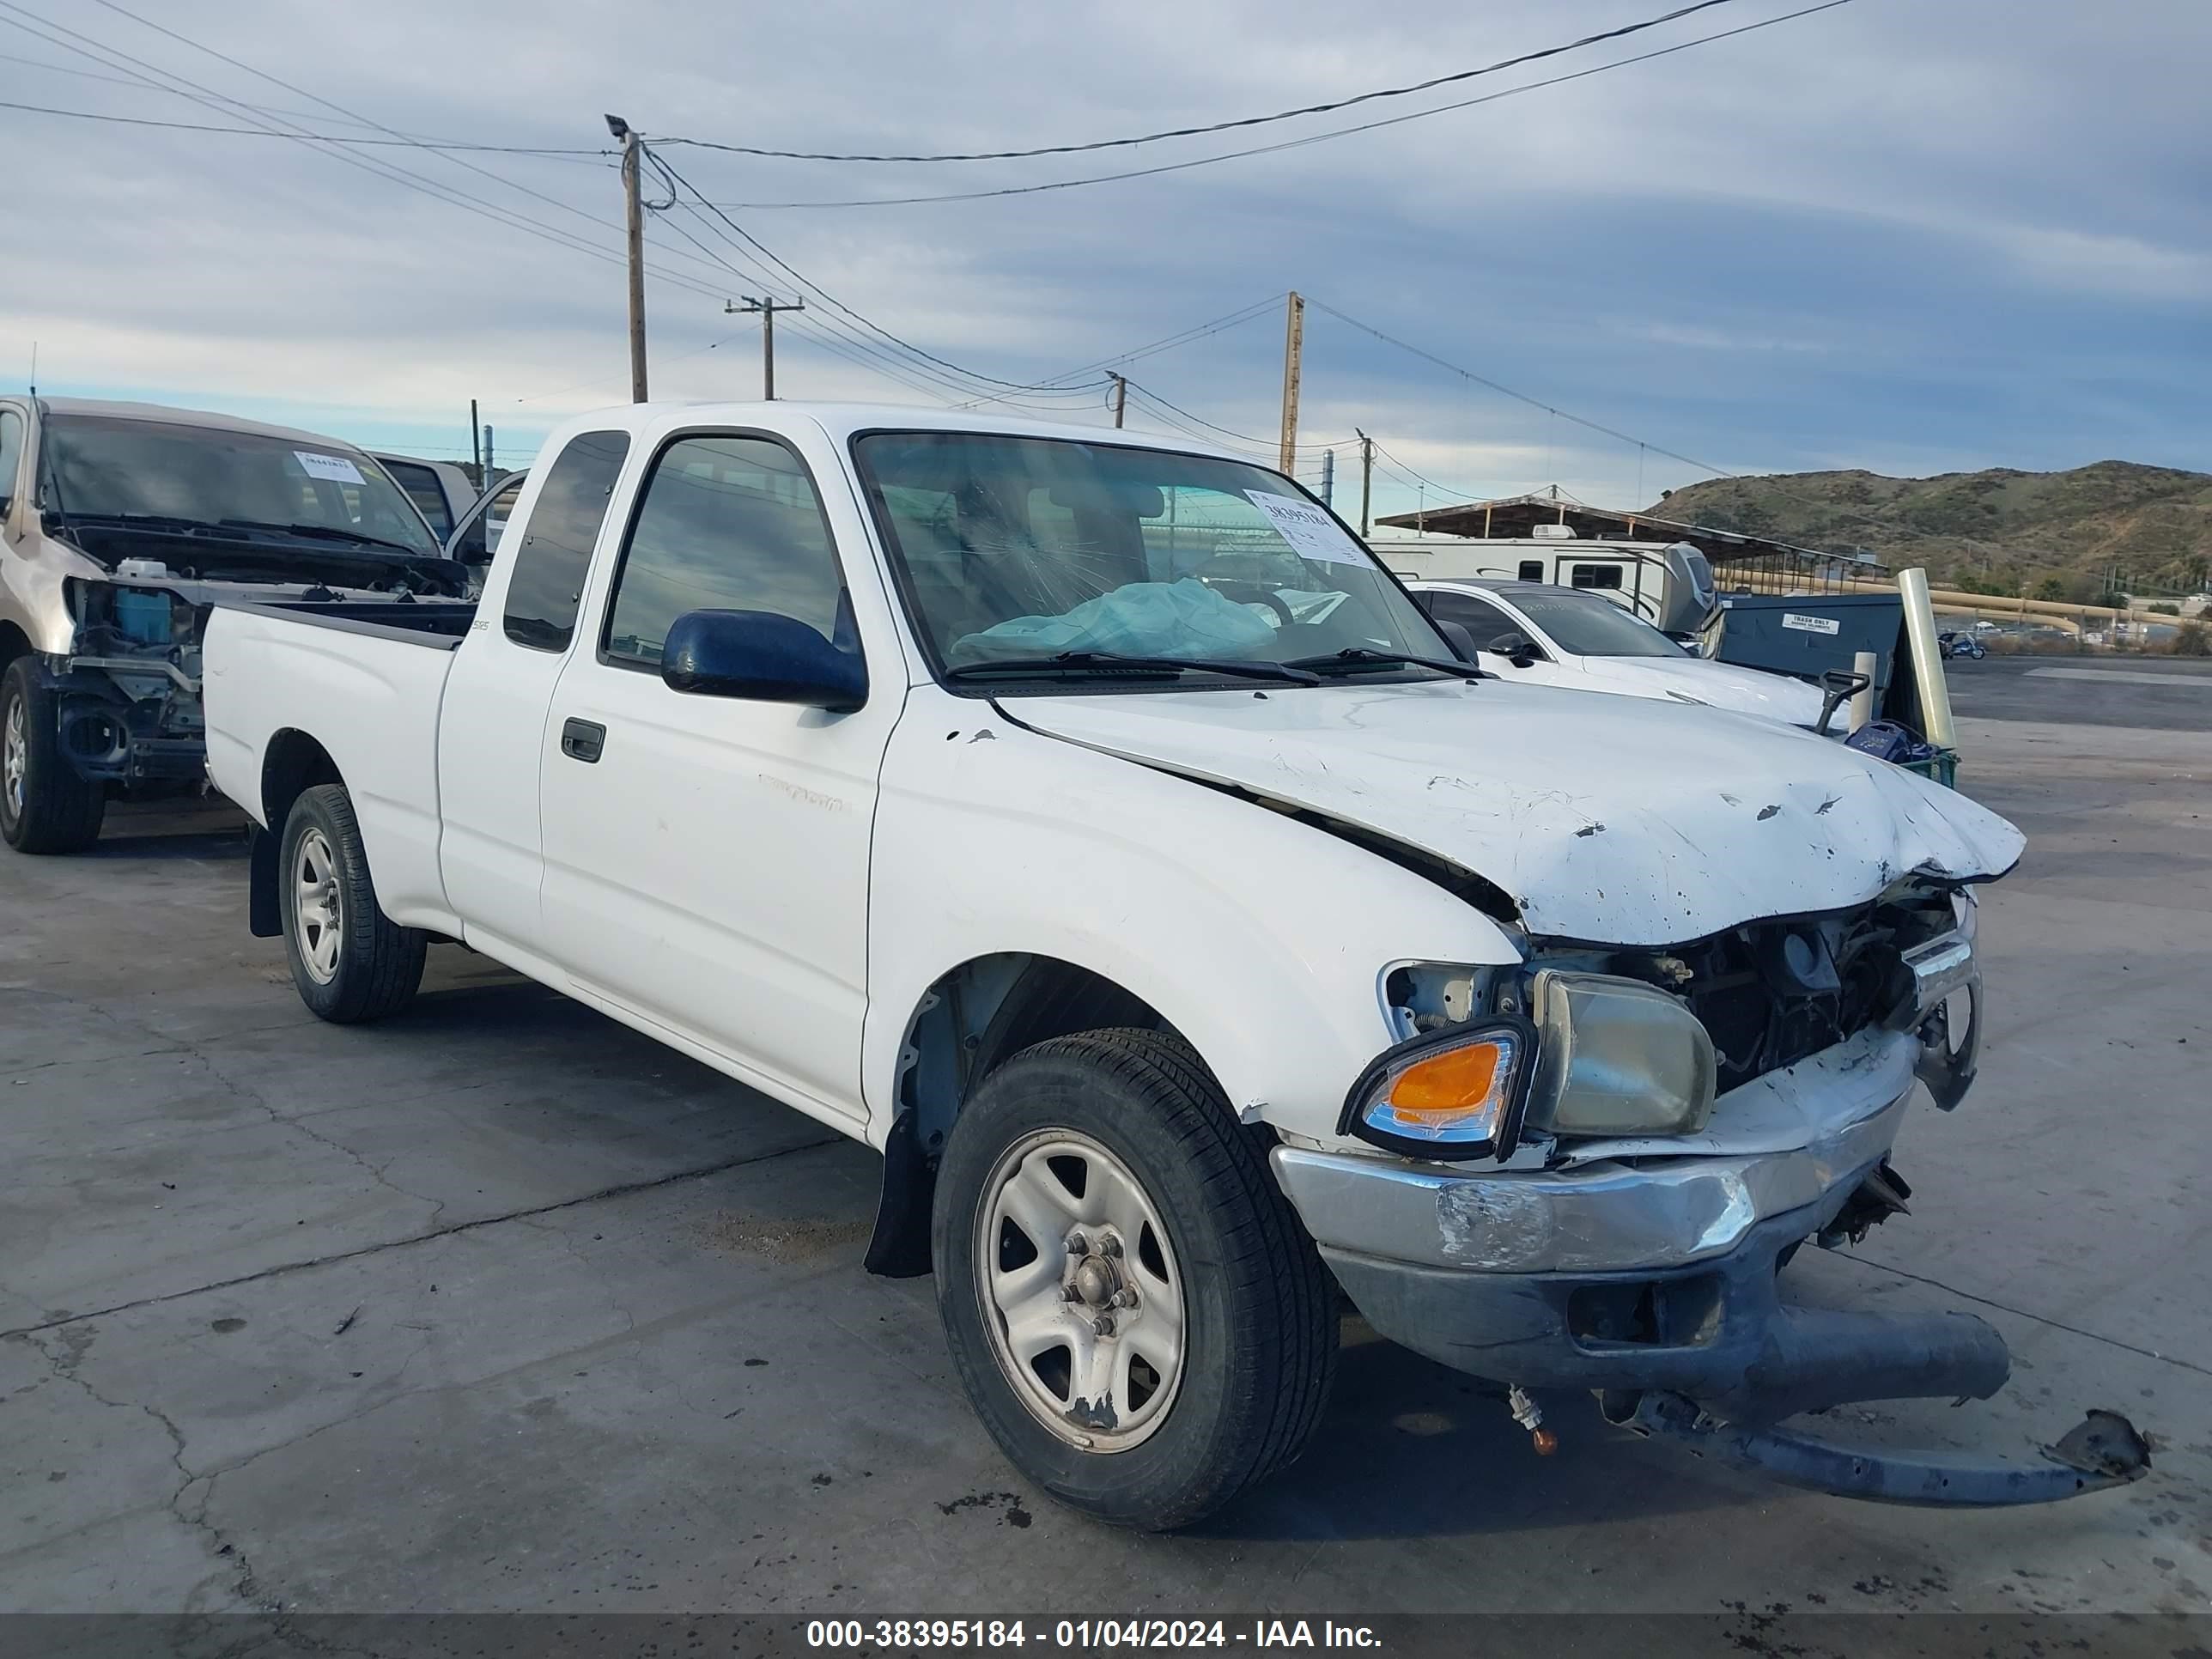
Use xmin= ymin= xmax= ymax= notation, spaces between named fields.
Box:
xmin=27 ymin=395 xmax=381 ymax=453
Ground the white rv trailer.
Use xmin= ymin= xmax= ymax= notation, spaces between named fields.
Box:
xmin=1366 ymin=526 xmax=1725 ymax=657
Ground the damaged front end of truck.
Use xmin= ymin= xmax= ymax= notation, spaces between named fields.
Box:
xmin=1291 ymin=877 xmax=2151 ymax=1509
xmin=1016 ymin=684 xmax=2160 ymax=1511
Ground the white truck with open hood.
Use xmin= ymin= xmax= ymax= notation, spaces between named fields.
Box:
xmin=200 ymin=403 xmax=2147 ymax=1529
xmin=0 ymin=397 xmax=463 ymax=852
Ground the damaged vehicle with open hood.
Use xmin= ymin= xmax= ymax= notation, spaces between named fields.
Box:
xmin=0 ymin=397 xmax=465 ymax=852
xmin=199 ymin=404 xmax=2147 ymax=1529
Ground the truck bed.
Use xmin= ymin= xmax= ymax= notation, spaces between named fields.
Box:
xmin=214 ymin=598 xmax=478 ymax=649
xmin=203 ymin=597 xmax=472 ymax=933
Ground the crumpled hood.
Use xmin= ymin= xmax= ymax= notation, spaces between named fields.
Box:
xmin=1007 ymin=681 xmax=2024 ymax=945
xmin=1573 ymin=655 xmax=1827 ymax=726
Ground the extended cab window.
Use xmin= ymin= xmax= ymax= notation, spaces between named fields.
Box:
xmin=602 ymin=434 xmax=848 ymax=667
xmin=501 ymin=432 xmax=630 ymax=652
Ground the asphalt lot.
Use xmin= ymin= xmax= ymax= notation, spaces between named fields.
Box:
xmin=1948 ymin=649 xmax=2212 ymax=730
xmin=3 ymin=657 xmax=2208 ymax=1629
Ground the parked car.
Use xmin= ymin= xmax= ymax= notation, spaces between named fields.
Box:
xmin=440 ymin=467 xmax=527 ymax=592
xmin=1940 ymin=629 xmax=1988 ymax=659
xmin=202 ymin=404 xmax=2142 ymax=1529
xmin=0 ymin=396 xmax=465 ymax=852
xmin=370 ymin=453 xmax=482 ymax=544
xmin=1373 ymin=534 xmax=1725 ymax=657
xmin=1407 ymin=577 xmax=1832 ymax=729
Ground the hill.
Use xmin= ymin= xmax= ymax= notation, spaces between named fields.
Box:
xmin=1650 ymin=461 xmax=2212 ymax=600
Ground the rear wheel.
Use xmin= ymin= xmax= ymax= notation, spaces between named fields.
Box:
xmin=932 ymin=1028 xmax=1337 ymax=1530
xmin=279 ymin=783 xmax=426 ymax=1022
xmin=0 ymin=658 xmax=106 ymax=854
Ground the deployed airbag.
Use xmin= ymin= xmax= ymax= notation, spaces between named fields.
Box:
xmin=949 ymin=578 xmax=1278 ymax=664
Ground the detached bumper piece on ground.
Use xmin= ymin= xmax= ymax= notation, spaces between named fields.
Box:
xmin=1626 ymin=1392 xmax=2150 ymax=1506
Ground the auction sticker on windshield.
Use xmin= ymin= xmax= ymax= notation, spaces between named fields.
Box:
xmin=1243 ymin=490 xmax=1366 ymax=566
xmin=295 ymin=451 xmax=366 ymax=486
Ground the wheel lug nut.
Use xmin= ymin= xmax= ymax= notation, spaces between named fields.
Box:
xmin=1112 ymin=1287 xmax=1138 ymax=1309
xmin=1092 ymin=1315 xmax=1115 ymax=1336
xmin=1066 ymin=1231 xmax=1088 ymax=1256
xmin=1100 ymin=1235 xmax=1122 ymax=1258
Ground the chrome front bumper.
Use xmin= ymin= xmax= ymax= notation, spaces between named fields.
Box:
xmin=1276 ymin=1029 xmax=1918 ymax=1277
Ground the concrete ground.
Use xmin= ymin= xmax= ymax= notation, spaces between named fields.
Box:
xmin=2 ymin=658 xmax=2208 ymax=1624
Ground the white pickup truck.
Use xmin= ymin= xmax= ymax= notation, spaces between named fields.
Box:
xmin=204 ymin=404 xmax=2145 ymax=1529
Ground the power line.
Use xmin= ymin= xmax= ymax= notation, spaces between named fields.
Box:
xmin=1306 ymin=295 xmax=1737 ymax=481
xmin=949 ymin=294 xmax=1287 ymax=410
xmin=1125 ymin=381 xmax=1349 ymax=454
xmin=0 ymin=3 xmax=720 ymax=306
xmin=0 ymin=0 xmax=788 ymax=343
xmin=79 ymin=0 xmax=658 ymax=265
xmin=641 ymin=197 xmax=1037 ymax=409
xmin=647 ymin=205 xmax=980 ymax=402
xmin=1368 ymin=439 xmax=1494 ymax=507
xmin=0 ymin=46 xmax=599 ymax=156
xmin=1324 ymin=307 xmax=1909 ymax=537
xmin=0 ymin=94 xmax=601 ymax=149
xmin=696 ymin=3 xmax=1850 ymax=211
xmin=645 ymin=146 xmax=1116 ymax=399
xmin=655 ymin=0 xmax=1744 ymax=164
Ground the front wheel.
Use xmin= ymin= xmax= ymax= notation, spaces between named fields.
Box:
xmin=932 ymin=1028 xmax=1338 ymax=1530
xmin=279 ymin=783 xmax=427 ymax=1023
xmin=0 ymin=658 xmax=106 ymax=854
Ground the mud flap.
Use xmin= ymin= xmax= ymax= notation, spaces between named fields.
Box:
xmin=247 ymin=822 xmax=282 ymax=938
xmin=1626 ymin=1391 xmax=2150 ymax=1506
xmin=863 ymin=1109 xmax=934 ymax=1279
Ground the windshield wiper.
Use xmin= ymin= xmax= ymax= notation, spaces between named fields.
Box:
xmin=945 ymin=650 xmax=1322 ymax=686
xmin=60 ymin=512 xmax=212 ymax=532
xmin=218 ymin=520 xmax=428 ymax=556
xmin=1283 ymin=647 xmax=1486 ymax=680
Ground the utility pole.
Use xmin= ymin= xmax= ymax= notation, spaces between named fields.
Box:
xmin=1355 ymin=428 xmax=1374 ymax=538
xmin=1320 ymin=448 xmax=1334 ymax=507
xmin=1109 ymin=372 xmax=1127 ymax=428
xmin=726 ymin=295 xmax=805 ymax=399
xmin=1277 ymin=291 xmax=1304 ymax=475
xmin=469 ymin=398 xmax=481 ymax=483
xmin=608 ymin=113 xmax=647 ymax=403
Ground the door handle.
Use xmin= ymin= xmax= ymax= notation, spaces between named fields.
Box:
xmin=560 ymin=718 xmax=605 ymax=763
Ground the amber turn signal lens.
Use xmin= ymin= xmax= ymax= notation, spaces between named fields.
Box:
xmin=1386 ymin=1042 xmax=1504 ymax=1123
xmin=1352 ymin=1025 xmax=1524 ymax=1152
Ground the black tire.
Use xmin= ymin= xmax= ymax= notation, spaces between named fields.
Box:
xmin=0 ymin=658 xmax=106 ymax=854
xmin=933 ymin=1027 xmax=1338 ymax=1530
xmin=278 ymin=783 xmax=427 ymax=1023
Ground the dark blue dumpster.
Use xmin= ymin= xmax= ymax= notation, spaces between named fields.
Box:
xmin=1716 ymin=592 xmax=1906 ymax=695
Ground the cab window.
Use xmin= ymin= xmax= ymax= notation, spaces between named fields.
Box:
xmin=601 ymin=434 xmax=851 ymax=668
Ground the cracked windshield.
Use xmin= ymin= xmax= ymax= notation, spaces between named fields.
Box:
xmin=855 ymin=431 xmax=1450 ymax=683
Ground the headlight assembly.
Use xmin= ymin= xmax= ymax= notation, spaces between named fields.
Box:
xmin=1522 ymin=969 xmax=1717 ymax=1138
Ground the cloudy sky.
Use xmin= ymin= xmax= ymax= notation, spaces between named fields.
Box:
xmin=6 ymin=0 xmax=2208 ymax=515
